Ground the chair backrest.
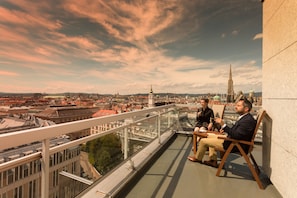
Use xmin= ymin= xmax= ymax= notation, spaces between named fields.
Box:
xmin=211 ymin=104 xmax=226 ymax=118
xmin=248 ymin=109 xmax=266 ymax=153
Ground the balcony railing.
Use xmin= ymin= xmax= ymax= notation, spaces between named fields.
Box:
xmin=0 ymin=105 xmax=179 ymax=198
xmin=0 ymin=104 xmax=263 ymax=198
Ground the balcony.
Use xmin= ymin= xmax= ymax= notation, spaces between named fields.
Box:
xmin=0 ymin=105 xmax=282 ymax=198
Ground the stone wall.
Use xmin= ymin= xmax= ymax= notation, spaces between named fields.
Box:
xmin=262 ymin=0 xmax=297 ymax=197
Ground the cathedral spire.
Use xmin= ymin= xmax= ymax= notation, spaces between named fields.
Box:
xmin=227 ymin=65 xmax=234 ymax=103
xmin=229 ymin=64 xmax=232 ymax=80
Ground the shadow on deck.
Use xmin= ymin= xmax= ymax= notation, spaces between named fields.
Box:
xmin=123 ymin=134 xmax=282 ymax=198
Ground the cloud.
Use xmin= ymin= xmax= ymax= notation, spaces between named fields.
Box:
xmin=0 ymin=0 xmax=262 ymax=94
xmin=253 ymin=33 xmax=263 ymax=40
xmin=0 ymin=3 xmax=62 ymax=30
xmin=0 ymin=70 xmax=19 ymax=76
xmin=231 ymin=30 xmax=239 ymax=36
xmin=62 ymin=0 xmax=187 ymax=54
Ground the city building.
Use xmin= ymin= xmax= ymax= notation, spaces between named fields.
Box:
xmin=35 ymin=106 xmax=99 ymax=140
xmin=0 ymin=115 xmax=54 ymax=135
xmin=0 ymin=131 xmax=81 ymax=198
xmin=90 ymin=109 xmax=120 ymax=134
xmin=148 ymin=85 xmax=155 ymax=108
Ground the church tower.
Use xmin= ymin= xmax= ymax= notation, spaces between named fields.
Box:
xmin=148 ymin=85 xmax=155 ymax=108
xmin=227 ymin=65 xmax=234 ymax=103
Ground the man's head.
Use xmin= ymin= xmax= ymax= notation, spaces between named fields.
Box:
xmin=200 ymin=98 xmax=209 ymax=109
xmin=235 ymin=98 xmax=252 ymax=115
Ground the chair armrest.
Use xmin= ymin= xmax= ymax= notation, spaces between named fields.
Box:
xmin=193 ymin=132 xmax=208 ymax=138
xmin=217 ymin=136 xmax=253 ymax=146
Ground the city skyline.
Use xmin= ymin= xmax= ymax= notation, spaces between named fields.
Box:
xmin=0 ymin=0 xmax=262 ymax=95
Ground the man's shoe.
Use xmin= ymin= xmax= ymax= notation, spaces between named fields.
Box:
xmin=203 ymin=160 xmax=218 ymax=168
xmin=187 ymin=156 xmax=202 ymax=163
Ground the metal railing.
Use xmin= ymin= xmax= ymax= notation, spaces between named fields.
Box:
xmin=0 ymin=104 xmax=264 ymax=198
xmin=0 ymin=105 xmax=178 ymax=198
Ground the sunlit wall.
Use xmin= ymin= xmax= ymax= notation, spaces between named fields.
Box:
xmin=262 ymin=0 xmax=297 ymax=197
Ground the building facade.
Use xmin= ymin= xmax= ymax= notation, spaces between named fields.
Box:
xmin=0 ymin=139 xmax=81 ymax=198
xmin=262 ymin=0 xmax=297 ymax=197
xmin=35 ymin=106 xmax=98 ymax=140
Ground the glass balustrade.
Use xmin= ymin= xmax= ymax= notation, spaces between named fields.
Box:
xmin=0 ymin=104 xmax=262 ymax=198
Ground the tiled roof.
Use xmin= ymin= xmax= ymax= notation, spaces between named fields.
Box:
xmin=92 ymin=109 xmax=117 ymax=117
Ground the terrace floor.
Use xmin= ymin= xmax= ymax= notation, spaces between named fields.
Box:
xmin=124 ymin=134 xmax=282 ymax=198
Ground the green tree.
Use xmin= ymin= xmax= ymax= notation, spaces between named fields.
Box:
xmin=83 ymin=134 xmax=123 ymax=175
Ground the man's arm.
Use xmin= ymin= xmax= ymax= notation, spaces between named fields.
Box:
xmin=223 ymin=116 xmax=256 ymax=140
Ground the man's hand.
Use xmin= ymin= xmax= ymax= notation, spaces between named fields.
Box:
xmin=215 ymin=118 xmax=224 ymax=126
xmin=207 ymin=123 xmax=213 ymax=131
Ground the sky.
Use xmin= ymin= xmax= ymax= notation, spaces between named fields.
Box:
xmin=0 ymin=0 xmax=262 ymax=95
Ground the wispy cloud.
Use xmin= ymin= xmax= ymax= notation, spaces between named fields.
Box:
xmin=0 ymin=70 xmax=19 ymax=76
xmin=253 ymin=33 xmax=263 ymax=40
xmin=0 ymin=0 xmax=262 ymax=94
xmin=231 ymin=30 xmax=240 ymax=36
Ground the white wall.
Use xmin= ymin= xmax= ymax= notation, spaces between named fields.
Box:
xmin=262 ymin=0 xmax=297 ymax=197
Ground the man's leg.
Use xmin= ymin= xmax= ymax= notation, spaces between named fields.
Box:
xmin=195 ymin=136 xmax=224 ymax=161
xmin=192 ymin=127 xmax=199 ymax=154
xmin=208 ymin=147 xmax=217 ymax=161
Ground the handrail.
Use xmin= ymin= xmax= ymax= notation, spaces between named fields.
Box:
xmin=1 ymin=104 xmax=258 ymax=197
xmin=0 ymin=104 xmax=176 ymax=198
xmin=0 ymin=104 xmax=175 ymax=151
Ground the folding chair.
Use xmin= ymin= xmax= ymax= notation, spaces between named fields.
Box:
xmin=216 ymin=109 xmax=266 ymax=189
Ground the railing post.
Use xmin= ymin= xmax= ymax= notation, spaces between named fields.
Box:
xmin=167 ymin=111 xmax=171 ymax=128
xmin=158 ymin=111 xmax=161 ymax=144
xmin=124 ymin=127 xmax=128 ymax=159
xmin=41 ymin=139 xmax=50 ymax=198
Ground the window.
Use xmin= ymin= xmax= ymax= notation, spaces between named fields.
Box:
xmin=72 ymin=162 xmax=76 ymax=173
xmin=52 ymin=170 xmax=59 ymax=187
xmin=59 ymin=152 xmax=63 ymax=163
xmin=14 ymin=167 xmax=19 ymax=181
xmin=14 ymin=186 xmax=22 ymax=198
xmin=8 ymin=169 xmax=14 ymax=185
xmin=19 ymin=165 xmax=23 ymax=179
xmin=24 ymin=164 xmax=29 ymax=178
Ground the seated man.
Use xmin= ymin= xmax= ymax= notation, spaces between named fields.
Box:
xmin=193 ymin=98 xmax=214 ymax=132
xmin=187 ymin=98 xmax=256 ymax=168
xmin=191 ymin=98 xmax=214 ymax=151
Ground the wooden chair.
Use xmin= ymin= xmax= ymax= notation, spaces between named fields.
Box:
xmin=192 ymin=104 xmax=226 ymax=154
xmin=215 ymin=109 xmax=266 ymax=189
xmin=211 ymin=104 xmax=226 ymax=120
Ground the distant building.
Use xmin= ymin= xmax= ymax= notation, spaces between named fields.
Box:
xmin=91 ymin=109 xmax=121 ymax=134
xmin=248 ymin=90 xmax=255 ymax=104
xmin=148 ymin=85 xmax=155 ymax=108
xmin=226 ymin=65 xmax=235 ymax=103
xmin=0 ymin=115 xmax=55 ymax=135
xmin=35 ymin=105 xmax=99 ymax=140
xmin=0 ymin=121 xmax=82 ymax=198
xmin=212 ymin=95 xmax=221 ymax=104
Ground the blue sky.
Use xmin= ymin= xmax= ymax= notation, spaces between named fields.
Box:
xmin=0 ymin=0 xmax=262 ymax=95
